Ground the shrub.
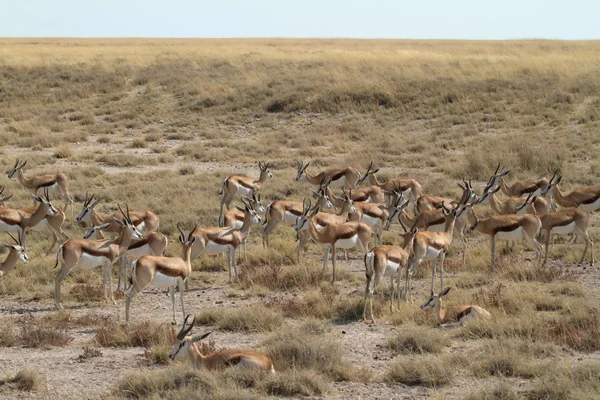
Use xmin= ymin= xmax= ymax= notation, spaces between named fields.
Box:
xmin=195 ymin=304 xmax=283 ymax=332
xmin=1 ymin=369 xmax=42 ymax=392
xmin=386 ymin=324 xmax=450 ymax=354
xmin=96 ymin=320 xmax=177 ymax=348
xmin=385 ymin=355 xmax=453 ymax=387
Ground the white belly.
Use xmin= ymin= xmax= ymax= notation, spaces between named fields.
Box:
xmin=428 ymin=223 xmax=445 ymax=232
xmin=29 ymin=219 xmax=50 ymax=232
xmin=335 ymin=234 xmax=358 ymax=249
xmin=551 ymin=222 xmax=575 ymax=235
xmin=236 ymin=186 xmax=253 ymax=198
xmin=496 ymin=227 xmax=524 ymax=241
xmin=361 ymin=214 xmax=381 ymax=228
xmin=135 ymin=222 xmax=146 ymax=231
xmin=150 ymin=272 xmax=179 ymax=289
xmin=384 ymin=260 xmax=400 ymax=276
xmin=125 ymin=244 xmax=151 ymax=259
xmin=328 ymin=176 xmax=348 ymax=188
xmin=77 ymin=253 xmax=107 ymax=270
xmin=234 ymin=220 xmax=243 ymax=229
xmin=401 ymin=188 xmax=412 ymax=199
xmin=580 ymin=197 xmax=600 ymax=212
xmin=0 ymin=220 xmax=21 ymax=233
xmin=42 ymin=183 xmax=59 ymax=193
xmin=284 ymin=211 xmax=299 ymax=225
xmin=424 ymin=246 xmax=442 ymax=261
xmin=203 ymin=241 xmax=233 ymax=255
xmin=316 ymin=224 xmax=326 ymax=231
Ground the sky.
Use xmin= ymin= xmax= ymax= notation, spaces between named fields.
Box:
xmin=1 ymin=0 xmax=598 ymax=40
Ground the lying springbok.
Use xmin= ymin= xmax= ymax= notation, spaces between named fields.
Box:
xmin=219 ymin=161 xmax=272 ymax=221
xmin=0 ymin=232 xmax=28 ymax=277
xmin=126 ymin=223 xmax=195 ymax=324
xmin=405 ymin=203 xmax=464 ymax=302
xmin=54 ymin=205 xmax=142 ymax=310
xmin=83 ymin=223 xmax=168 ymax=292
xmin=76 ymin=193 xmax=160 ymax=236
xmin=538 ymin=207 xmax=594 ymax=266
xmin=359 ymin=162 xmax=423 ymax=207
xmin=190 ymin=199 xmax=261 ymax=282
xmin=415 ymin=179 xmax=475 ymax=214
xmin=8 ymin=159 xmax=73 ymax=213
xmin=421 ymin=287 xmax=491 ymax=328
xmin=363 ymin=225 xmax=416 ymax=322
xmin=220 ymin=193 xmax=266 ymax=261
xmin=169 ymin=315 xmax=275 ymax=372
xmin=551 ymin=173 xmax=600 ymax=212
xmin=296 ymin=160 xmax=360 ymax=189
xmin=295 ymin=200 xmax=372 ymax=283
xmin=465 ymin=201 xmax=542 ymax=271
xmin=0 ymin=189 xmax=59 ymax=243
xmin=489 ymin=164 xmax=552 ymax=198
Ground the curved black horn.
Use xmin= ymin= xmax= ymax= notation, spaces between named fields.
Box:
xmin=7 ymin=232 xmax=19 ymax=245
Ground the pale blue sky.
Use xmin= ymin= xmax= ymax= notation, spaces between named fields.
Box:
xmin=1 ymin=0 xmax=598 ymax=39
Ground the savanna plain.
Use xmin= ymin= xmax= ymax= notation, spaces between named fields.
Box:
xmin=0 ymin=39 xmax=600 ymax=399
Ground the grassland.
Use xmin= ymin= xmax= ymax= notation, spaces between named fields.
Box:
xmin=0 ymin=39 xmax=599 ymax=399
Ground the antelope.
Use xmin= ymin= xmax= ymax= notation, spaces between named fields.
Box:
xmin=538 ymin=207 xmax=593 ymax=266
xmin=359 ymin=162 xmax=423 ymax=207
xmin=190 ymin=199 xmax=261 ymax=282
xmin=349 ymin=192 xmax=409 ymax=245
xmin=8 ymin=159 xmax=73 ymax=214
xmin=0 ymin=189 xmax=59 ymax=242
xmin=218 ymin=161 xmax=272 ymax=220
xmin=126 ymin=223 xmax=195 ymax=324
xmin=420 ymin=287 xmax=491 ymax=328
xmin=83 ymin=223 xmax=168 ymax=292
xmin=415 ymin=180 xmax=475 ymax=214
xmin=551 ymin=173 xmax=600 ymax=212
xmin=0 ymin=231 xmax=28 ymax=277
xmin=220 ymin=192 xmax=266 ymax=261
xmin=465 ymin=201 xmax=542 ymax=271
xmin=76 ymin=193 xmax=160 ymax=236
xmin=296 ymin=160 xmax=360 ymax=189
xmin=54 ymin=205 xmax=143 ymax=310
xmin=169 ymin=315 xmax=275 ymax=372
xmin=490 ymin=164 xmax=552 ymax=198
xmin=405 ymin=203 xmax=464 ymax=302
xmin=262 ymin=189 xmax=333 ymax=262
xmin=295 ymin=200 xmax=372 ymax=283
xmin=363 ymin=225 xmax=416 ymax=322
xmin=484 ymin=184 xmax=553 ymax=217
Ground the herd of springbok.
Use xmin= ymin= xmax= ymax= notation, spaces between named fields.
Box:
xmin=1 ymin=159 xmax=598 ymax=372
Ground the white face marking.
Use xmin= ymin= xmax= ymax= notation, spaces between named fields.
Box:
xmin=169 ymin=340 xmax=190 ymax=361
xmin=76 ymin=207 xmax=92 ymax=223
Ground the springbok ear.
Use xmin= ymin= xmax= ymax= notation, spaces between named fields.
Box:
xmin=113 ymin=217 xmax=125 ymax=227
xmin=91 ymin=198 xmax=101 ymax=208
xmin=439 ymin=287 xmax=451 ymax=297
xmin=373 ymin=168 xmax=380 ymax=174
xmin=235 ymin=206 xmax=245 ymax=212
xmin=98 ymin=222 xmax=112 ymax=230
xmin=191 ymin=331 xmax=212 ymax=343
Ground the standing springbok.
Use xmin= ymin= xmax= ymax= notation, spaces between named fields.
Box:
xmin=83 ymin=223 xmax=168 ymax=292
xmin=54 ymin=205 xmax=142 ymax=310
xmin=538 ymin=207 xmax=593 ymax=266
xmin=0 ymin=232 xmax=28 ymax=277
xmin=190 ymin=199 xmax=261 ymax=282
xmin=420 ymin=287 xmax=491 ymax=328
xmin=359 ymin=162 xmax=423 ymax=207
xmin=296 ymin=160 xmax=360 ymax=189
xmin=295 ymin=200 xmax=372 ymax=283
xmin=551 ymin=173 xmax=600 ymax=212
xmin=218 ymin=162 xmax=272 ymax=221
xmin=489 ymin=164 xmax=552 ymax=198
xmin=169 ymin=315 xmax=275 ymax=372
xmin=0 ymin=189 xmax=59 ymax=243
xmin=220 ymin=193 xmax=266 ymax=261
xmin=363 ymin=225 xmax=416 ymax=322
xmin=465 ymin=202 xmax=542 ymax=271
xmin=349 ymin=193 xmax=409 ymax=245
xmin=76 ymin=193 xmax=160 ymax=235
xmin=8 ymin=159 xmax=73 ymax=214
xmin=126 ymin=223 xmax=195 ymax=324
xmin=483 ymin=184 xmax=554 ymax=217
xmin=415 ymin=180 xmax=475 ymax=214
xmin=405 ymin=203 xmax=464 ymax=302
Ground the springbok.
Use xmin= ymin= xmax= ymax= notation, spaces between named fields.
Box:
xmin=489 ymin=164 xmax=552 ymax=198
xmin=0 ymin=189 xmax=59 ymax=243
xmin=296 ymin=160 xmax=360 ymax=189
xmin=415 ymin=180 xmax=475 ymax=214
xmin=359 ymin=162 xmax=423 ymax=207
xmin=0 ymin=231 xmax=28 ymax=277
xmin=538 ymin=207 xmax=593 ymax=266
xmin=76 ymin=193 xmax=160 ymax=236
xmin=83 ymin=223 xmax=168 ymax=292
xmin=169 ymin=315 xmax=275 ymax=372
xmin=295 ymin=201 xmax=372 ymax=283
xmin=220 ymin=193 xmax=266 ymax=261
xmin=54 ymin=205 xmax=142 ymax=310
xmin=8 ymin=159 xmax=73 ymax=213
xmin=218 ymin=162 xmax=272 ymax=221
xmin=349 ymin=192 xmax=409 ymax=245
xmin=404 ymin=203 xmax=464 ymax=302
xmin=551 ymin=173 xmax=600 ymax=212
xmin=421 ymin=287 xmax=491 ymax=328
xmin=190 ymin=199 xmax=261 ymax=282
xmin=126 ymin=223 xmax=194 ymax=324
xmin=465 ymin=202 xmax=542 ymax=271
xmin=363 ymin=225 xmax=416 ymax=322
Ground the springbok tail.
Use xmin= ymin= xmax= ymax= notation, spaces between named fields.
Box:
xmin=53 ymin=244 xmax=64 ymax=269
xmin=218 ymin=178 xmax=228 ymax=195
